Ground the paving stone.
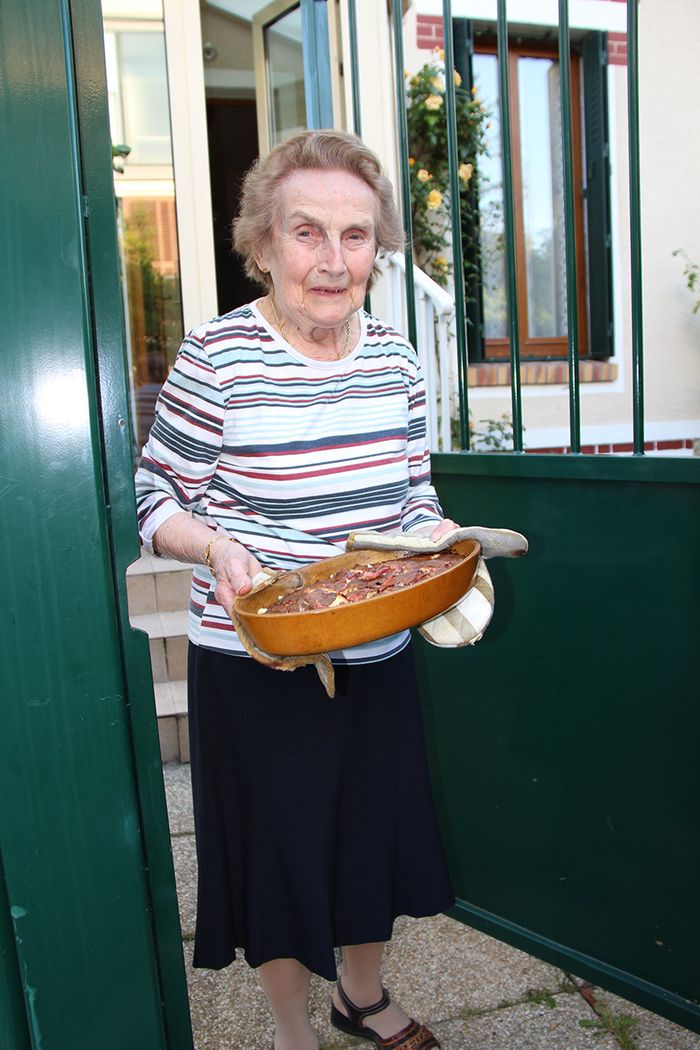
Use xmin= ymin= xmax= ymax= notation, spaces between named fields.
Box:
xmin=591 ymin=989 xmax=700 ymax=1050
xmin=382 ymin=913 xmax=563 ymax=1019
xmin=163 ymin=762 xmax=194 ymax=834
xmin=432 ymin=994 xmax=619 ymax=1049
xmin=183 ymin=941 xmax=276 ymax=1050
xmin=171 ymin=834 xmax=198 ymax=938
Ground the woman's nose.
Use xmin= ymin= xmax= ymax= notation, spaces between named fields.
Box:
xmin=317 ymin=236 xmax=346 ymax=274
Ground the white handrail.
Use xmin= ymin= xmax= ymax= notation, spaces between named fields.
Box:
xmin=375 ymin=252 xmax=457 ymax=452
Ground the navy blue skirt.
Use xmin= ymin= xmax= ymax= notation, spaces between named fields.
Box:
xmin=187 ymin=642 xmax=454 ymax=980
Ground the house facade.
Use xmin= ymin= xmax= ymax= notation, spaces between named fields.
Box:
xmin=104 ymin=0 xmax=699 ymax=457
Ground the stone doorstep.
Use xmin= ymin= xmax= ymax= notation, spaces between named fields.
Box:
xmin=158 ymin=713 xmax=190 ymax=764
xmin=126 ymin=555 xmax=195 ymax=617
xmin=155 ymin=681 xmax=189 ymax=763
xmin=126 ymin=553 xmax=196 ymax=576
xmin=130 ymin=610 xmax=189 ymax=685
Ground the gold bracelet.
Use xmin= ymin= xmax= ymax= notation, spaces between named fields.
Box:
xmin=204 ymin=536 xmax=236 ymax=577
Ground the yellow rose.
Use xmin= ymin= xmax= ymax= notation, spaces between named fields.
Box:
xmin=437 ymin=48 xmax=445 ymax=62
xmin=454 ymin=70 xmax=462 ymax=87
xmin=458 ymin=162 xmax=474 ymax=183
xmin=408 ymin=156 xmax=415 ymax=167
xmin=430 ymin=75 xmax=445 ymax=92
xmin=425 ymin=94 xmax=443 ymax=111
xmin=471 ymin=85 xmax=478 ymax=95
xmin=417 ymin=168 xmax=432 ymax=182
xmin=434 ymin=256 xmax=448 ymax=270
xmin=427 ymin=189 xmax=442 ymax=210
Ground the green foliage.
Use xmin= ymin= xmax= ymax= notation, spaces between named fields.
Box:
xmin=672 ymin=248 xmax=700 ymax=315
xmin=122 ymin=202 xmax=181 ymax=360
xmin=112 ymin=142 xmax=131 ymax=174
xmin=578 ymin=1006 xmax=640 ymax=1049
xmin=405 ymin=57 xmax=490 ymax=288
xmin=449 ymin=412 xmax=518 ymax=452
xmin=523 ymin=986 xmax=557 ymax=1009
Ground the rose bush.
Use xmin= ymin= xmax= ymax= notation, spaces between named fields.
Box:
xmin=406 ymin=54 xmax=489 ymax=288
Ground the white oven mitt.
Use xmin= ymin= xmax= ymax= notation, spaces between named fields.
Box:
xmin=345 ymin=526 xmax=528 ymax=648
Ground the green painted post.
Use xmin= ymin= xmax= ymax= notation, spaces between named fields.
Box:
xmin=392 ymin=0 xmax=418 ymax=351
xmin=442 ymin=0 xmax=471 ymax=451
xmin=496 ymin=0 xmax=524 ymax=451
xmin=558 ymin=0 xmax=582 ymax=452
xmin=347 ymin=0 xmax=362 ymax=136
xmin=627 ymin=0 xmax=645 ymax=454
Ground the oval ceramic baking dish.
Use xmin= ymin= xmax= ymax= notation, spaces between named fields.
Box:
xmin=233 ymin=538 xmax=481 ymax=656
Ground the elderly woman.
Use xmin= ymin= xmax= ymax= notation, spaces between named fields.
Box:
xmin=135 ymin=130 xmax=458 ymax=1050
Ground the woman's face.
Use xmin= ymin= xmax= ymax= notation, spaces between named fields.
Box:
xmin=257 ymin=168 xmax=378 ymax=332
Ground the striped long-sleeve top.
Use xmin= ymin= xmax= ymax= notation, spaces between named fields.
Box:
xmin=134 ymin=301 xmax=445 ymax=663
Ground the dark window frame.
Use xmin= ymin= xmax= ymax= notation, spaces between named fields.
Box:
xmin=454 ymin=22 xmax=613 ymax=363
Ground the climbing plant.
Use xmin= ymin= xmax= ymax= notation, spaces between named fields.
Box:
xmin=405 ymin=53 xmax=490 ymax=289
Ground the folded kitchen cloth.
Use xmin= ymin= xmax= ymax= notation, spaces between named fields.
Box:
xmin=345 ymin=526 xmax=528 ymax=649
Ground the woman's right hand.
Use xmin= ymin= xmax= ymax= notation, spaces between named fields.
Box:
xmin=208 ymin=538 xmax=263 ymax=613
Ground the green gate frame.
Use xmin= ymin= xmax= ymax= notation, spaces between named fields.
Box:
xmin=0 ymin=0 xmax=193 ymax=1045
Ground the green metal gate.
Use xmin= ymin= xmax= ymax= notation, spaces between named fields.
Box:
xmin=370 ymin=0 xmax=700 ymax=1034
xmin=0 ymin=0 xmax=192 ymax=1046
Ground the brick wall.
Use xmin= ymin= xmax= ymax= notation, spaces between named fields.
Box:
xmin=607 ymin=31 xmax=628 ymax=66
xmin=526 ymin=439 xmax=695 ymax=455
xmin=416 ymin=10 xmax=628 ymax=64
xmin=417 ymin=14 xmax=444 ymax=51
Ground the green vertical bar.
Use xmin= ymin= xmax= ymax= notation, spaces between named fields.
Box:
xmin=496 ymin=0 xmax=523 ymax=451
xmin=347 ymin=0 xmax=371 ymax=314
xmin=442 ymin=0 xmax=470 ymax=451
xmin=392 ymin=0 xmax=418 ymax=351
xmin=558 ymin=0 xmax=581 ymax=452
xmin=347 ymin=0 xmax=362 ymax=135
xmin=627 ymin=0 xmax=645 ymax=454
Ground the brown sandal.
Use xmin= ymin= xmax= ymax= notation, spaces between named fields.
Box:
xmin=330 ymin=978 xmax=440 ymax=1049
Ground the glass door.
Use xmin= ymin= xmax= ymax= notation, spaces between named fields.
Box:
xmin=252 ymin=0 xmax=333 ymax=154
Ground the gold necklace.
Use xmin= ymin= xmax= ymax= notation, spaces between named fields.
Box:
xmin=268 ymin=296 xmax=352 ymax=360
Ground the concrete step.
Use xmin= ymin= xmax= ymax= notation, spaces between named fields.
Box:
xmin=129 ymin=609 xmax=189 ymax=683
xmin=155 ymin=680 xmax=189 ymax=763
xmin=126 ymin=553 xmax=194 ymax=615
xmin=126 ymin=553 xmax=194 ymax=762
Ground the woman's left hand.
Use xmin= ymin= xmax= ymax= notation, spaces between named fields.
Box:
xmin=413 ymin=519 xmax=460 ymax=542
